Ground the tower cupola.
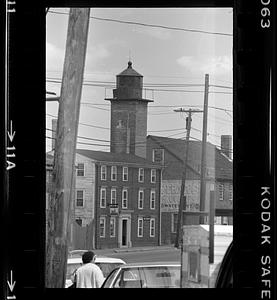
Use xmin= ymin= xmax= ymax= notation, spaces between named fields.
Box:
xmin=105 ymin=62 xmax=153 ymax=158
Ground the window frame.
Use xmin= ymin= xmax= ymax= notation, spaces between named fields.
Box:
xmin=229 ymin=184 xmax=233 ymax=201
xmin=219 ymin=183 xmax=224 ymax=201
xmin=76 ymin=189 xmax=84 ymax=207
xmin=110 ymin=217 xmax=116 ymax=237
xmin=100 ymin=187 xmax=107 ymax=208
xmin=137 ymin=217 xmax=143 ymax=237
xmin=171 ymin=213 xmax=178 ymax=233
xmin=111 ymin=187 xmax=117 ymax=205
xmin=99 ymin=216 xmax=106 ymax=238
xmin=76 ymin=163 xmax=85 ymax=177
xmin=122 ymin=188 xmax=128 ymax=209
xmin=138 ymin=189 xmax=144 ymax=209
xmin=111 ymin=165 xmax=117 ymax=181
xmin=152 ymin=148 xmax=164 ymax=164
xmin=150 ymin=218 xmax=155 ymax=237
xmin=101 ymin=165 xmax=107 ymax=181
xmin=138 ymin=168 xmax=144 ymax=183
xmin=150 ymin=190 xmax=156 ymax=210
xmin=122 ymin=166 xmax=128 ymax=182
xmin=151 ymin=168 xmax=156 ymax=183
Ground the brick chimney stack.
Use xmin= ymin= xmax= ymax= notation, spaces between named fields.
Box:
xmin=221 ymin=135 xmax=232 ymax=160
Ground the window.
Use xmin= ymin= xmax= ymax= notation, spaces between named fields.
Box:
xmin=101 ymin=165 xmax=107 ymax=180
xmin=111 ymin=188 xmax=117 ymax=204
xmin=138 ymin=168 xmax=144 ymax=182
xmin=229 ymin=184 xmax=233 ymax=201
xmin=76 ymin=190 xmax=84 ymax=207
xmin=138 ymin=190 xmax=144 ymax=209
xmin=171 ymin=213 xmax=178 ymax=233
xmin=150 ymin=190 xmax=156 ymax=210
xmin=100 ymin=187 xmax=106 ymax=208
xmin=152 ymin=148 xmax=164 ymax=164
xmin=111 ymin=166 xmax=117 ymax=181
xmin=151 ymin=169 xmax=156 ymax=183
xmin=122 ymin=188 xmax=128 ymax=209
xmin=123 ymin=166 xmax=128 ymax=181
xmin=110 ymin=217 xmax=116 ymax=237
xmin=137 ymin=218 xmax=143 ymax=237
xmin=219 ymin=183 xmax=224 ymax=201
xmin=100 ymin=217 xmax=106 ymax=237
xmin=75 ymin=218 xmax=82 ymax=226
xmin=76 ymin=163 xmax=84 ymax=176
xmin=150 ymin=218 xmax=155 ymax=237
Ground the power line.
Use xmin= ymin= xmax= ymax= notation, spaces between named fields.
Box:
xmin=47 ymin=79 xmax=233 ymax=95
xmin=47 ymin=77 xmax=233 ymax=90
xmin=47 ymin=113 xmax=110 ymax=130
xmin=48 ymin=10 xmax=232 ymax=37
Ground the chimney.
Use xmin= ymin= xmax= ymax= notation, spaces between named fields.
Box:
xmin=221 ymin=135 xmax=232 ymax=160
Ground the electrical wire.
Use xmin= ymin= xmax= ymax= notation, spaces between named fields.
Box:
xmin=48 ymin=10 xmax=232 ymax=37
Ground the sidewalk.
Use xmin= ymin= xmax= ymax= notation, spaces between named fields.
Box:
xmin=93 ymin=244 xmax=177 ymax=255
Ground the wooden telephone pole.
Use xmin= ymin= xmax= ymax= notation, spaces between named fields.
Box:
xmin=174 ymin=109 xmax=202 ymax=248
xmin=199 ymin=74 xmax=209 ymax=224
xmin=46 ymin=8 xmax=90 ymax=288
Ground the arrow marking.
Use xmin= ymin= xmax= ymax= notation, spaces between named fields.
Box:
xmin=7 ymin=270 xmax=16 ymax=292
xmin=7 ymin=121 xmax=16 ymax=142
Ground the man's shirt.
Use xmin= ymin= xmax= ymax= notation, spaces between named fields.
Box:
xmin=76 ymin=262 xmax=105 ymax=288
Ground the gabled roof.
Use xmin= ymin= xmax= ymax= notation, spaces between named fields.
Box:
xmin=147 ymin=135 xmax=232 ymax=180
xmin=76 ymin=149 xmax=160 ymax=168
xmin=46 ymin=149 xmax=162 ymax=169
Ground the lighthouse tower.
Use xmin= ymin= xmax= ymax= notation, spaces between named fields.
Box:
xmin=105 ymin=61 xmax=153 ymax=158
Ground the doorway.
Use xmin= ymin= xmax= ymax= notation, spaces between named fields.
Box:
xmin=119 ymin=215 xmax=131 ymax=248
xmin=122 ymin=219 xmax=127 ymax=246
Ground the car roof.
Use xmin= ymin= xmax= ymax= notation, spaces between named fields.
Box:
xmin=67 ymin=256 xmax=125 ymax=264
xmin=114 ymin=261 xmax=180 ymax=268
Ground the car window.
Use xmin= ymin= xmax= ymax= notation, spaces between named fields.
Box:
xmin=96 ymin=262 xmax=124 ymax=278
xmin=113 ymin=268 xmax=142 ymax=288
xmin=139 ymin=266 xmax=180 ymax=288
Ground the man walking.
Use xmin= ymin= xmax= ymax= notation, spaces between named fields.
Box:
xmin=76 ymin=251 xmax=105 ymax=288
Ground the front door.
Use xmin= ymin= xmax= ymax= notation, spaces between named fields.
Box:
xmin=119 ymin=215 xmax=131 ymax=247
xmin=122 ymin=219 xmax=127 ymax=246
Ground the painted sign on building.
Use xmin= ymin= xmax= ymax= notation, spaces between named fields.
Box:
xmin=161 ymin=180 xmax=200 ymax=212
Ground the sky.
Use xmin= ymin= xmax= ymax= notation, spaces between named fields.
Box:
xmin=46 ymin=7 xmax=233 ymax=153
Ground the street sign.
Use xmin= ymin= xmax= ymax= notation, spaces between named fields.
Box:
xmin=108 ymin=203 xmax=119 ymax=208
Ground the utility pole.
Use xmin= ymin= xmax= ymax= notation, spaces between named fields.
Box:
xmin=46 ymin=8 xmax=90 ymax=288
xmin=199 ymin=74 xmax=209 ymax=224
xmin=174 ymin=109 xmax=202 ymax=248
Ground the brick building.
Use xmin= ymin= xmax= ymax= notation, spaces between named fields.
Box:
xmin=146 ymin=135 xmax=233 ymax=245
xmin=74 ymin=150 xmax=162 ymax=249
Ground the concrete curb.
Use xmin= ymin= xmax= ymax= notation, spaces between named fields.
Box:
xmin=112 ymin=246 xmax=176 ymax=253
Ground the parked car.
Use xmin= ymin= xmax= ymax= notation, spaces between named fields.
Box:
xmin=101 ymin=262 xmax=181 ymax=288
xmin=65 ymin=255 xmax=126 ymax=288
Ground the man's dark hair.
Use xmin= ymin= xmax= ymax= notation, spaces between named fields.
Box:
xmin=82 ymin=251 xmax=95 ymax=264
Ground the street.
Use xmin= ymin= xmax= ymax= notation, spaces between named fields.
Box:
xmin=93 ymin=246 xmax=181 ymax=264
xmin=92 ymin=233 xmax=232 ymax=266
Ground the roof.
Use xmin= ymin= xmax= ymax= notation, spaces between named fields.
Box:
xmin=117 ymin=61 xmax=143 ymax=77
xmin=147 ymin=135 xmax=233 ymax=180
xmin=67 ymin=256 xmax=125 ymax=264
xmin=76 ymin=149 xmax=161 ymax=168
